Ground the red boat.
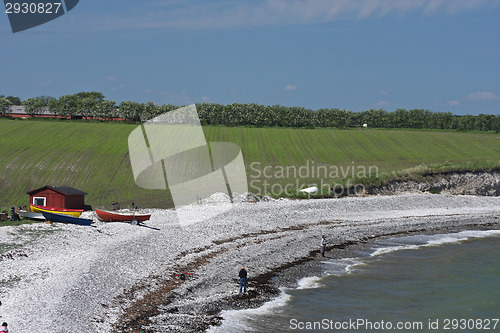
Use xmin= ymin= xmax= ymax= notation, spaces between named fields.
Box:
xmin=95 ymin=209 xmax=151 ymax=223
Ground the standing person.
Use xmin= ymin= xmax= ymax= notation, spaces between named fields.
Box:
xmin=1 ymin=322 xmax=8 ymax=333
xmin=320 ymin=235 xmax=328 ymax=257
xmin=9 ymin=207 xmax=19 ymax=221
xmin=239 ymin=267 xmax=247 ymax=293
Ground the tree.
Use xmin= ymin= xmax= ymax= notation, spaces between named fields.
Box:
xmin=118 ymin=101 xmax=142 ymax=121
xmin=2 ymin=90 xmax=499 ymax=131
xmin=0 ymin=96 xmax=13 ymax=116
xmin=96 ymin=100 xmax=116 ymax=120
xmin=141 ymin=101 xmax=158 ymax=121
xmin=22 ymin=97 xmax=46 ymax=117
xmin=407 ymin=109 xmax=426 ymax=129
xmin=457 ymin=115 xmax=475 ymax=131
xmin=474 ymin=114 xmax=496 ymax=131
xmin=38 ymin=96 xmax=57 ymax=115
xmin=361 ymin=109 xmax=387 ymax=128
xmin=55 ymin=94 xmax=81 ymax=118
xmin=197 ymin=102 xmax=224 ymax=125
xmin=80 ymin=97 xmax=98 ymax=119
xmin=316 ymin=108 xmax=353 ymax=127
xmin=74 ymin=91 xmax=105 ymax=103
xmin=4 ymin=96 xmax=21 ymax=105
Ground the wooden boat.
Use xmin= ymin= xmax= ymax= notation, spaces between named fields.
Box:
xmin=17 ymin=210 xmax=45 ymax=221
xmin=41 ymin=211 xmax=93 ymax=226
xmin=95 ymin=209 xmax=151 ymax=223
xmin=30 ymin=204 xmax=83 ymax=217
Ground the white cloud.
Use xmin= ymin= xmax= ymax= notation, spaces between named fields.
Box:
xmin=445 ymin=0 xmax=497 ymax=14
xmin=446 ymin=100 xmax=460 ymax=106
xmin=105 ymin=75 xmax=117 ymax=81
xmin=380 ymin=88 xmax=392 ymax=95
xmin=424 ymin=0 xmax=447 ymax=13
xmin=201 ymin=96 xmax=211 ymax=101
xmin=376 ymin=100 xmax=388 ymax=106
xmin=284 ymin=84 xmax=297 ymax=91
xmin=467 ymin=91 xmax=500 ymax=101
xmin=77 ymin=0 xmax=500 ymax=31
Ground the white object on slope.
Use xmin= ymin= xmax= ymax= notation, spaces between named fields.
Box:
xmin=300 ymin=186 xmax=318 ymax=194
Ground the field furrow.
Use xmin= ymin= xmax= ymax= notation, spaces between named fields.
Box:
xmin=1 ymin=119 xmax=499 ymax=208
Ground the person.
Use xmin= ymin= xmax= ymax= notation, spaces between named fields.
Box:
xmin=9 ymin=207 xmax=20 ymax=221
xmin=320 ymin=235 xmax=328 ymax=257
xmin=1 ymin=322 xmax=8 ymax=333
xmin=239 ymin=267 xmax=247 ymax=293
xmin=111 ymin=201 xmax=120 ymax=210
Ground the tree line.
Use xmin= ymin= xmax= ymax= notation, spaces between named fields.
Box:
xmin=1 ymin=92 xmax=499 ymax=131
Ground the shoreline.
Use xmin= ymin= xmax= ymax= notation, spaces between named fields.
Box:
xmin=133 ymin=195 xmax=500 ymax=332
xmin=211 ymin=226 xmax=500 ymax=333
xmin=166 ymin=216 xmax=500 ymax=333
xmin=0 ymin=194 xmax=499 ymax=332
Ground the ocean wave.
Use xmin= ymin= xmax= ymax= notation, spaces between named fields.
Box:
xmin=323 ymin=257 xmax=365 ymax=276
xmin=296 ymin=276 xmax=322 ymax=289
xmin=208 ymin=288 xmax=291 ymax=332
xmin=209 ymin=229 xmax=500 ymax=333
xmin=370 ymin=229 xmax=500 ymax=257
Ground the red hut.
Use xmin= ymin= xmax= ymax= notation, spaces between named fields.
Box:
xmin=27 ymin=186 xmax=87 ymax=209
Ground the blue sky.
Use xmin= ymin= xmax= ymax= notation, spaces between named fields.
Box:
xmin=1 ymin=0 xmax=499 ymax=115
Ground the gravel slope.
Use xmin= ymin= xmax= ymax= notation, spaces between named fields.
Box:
xmin=0 ymin=194 xmax=499 ymax=332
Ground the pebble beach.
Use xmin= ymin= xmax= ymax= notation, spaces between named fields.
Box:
xmin=1 ymin=193 xmax=499 ymax=332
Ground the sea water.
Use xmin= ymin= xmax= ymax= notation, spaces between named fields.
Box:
xmin=212 ymin=230 xmax=500 ymax=332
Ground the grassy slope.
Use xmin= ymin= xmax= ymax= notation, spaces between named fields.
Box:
xmin=1 ymin=118 xmax=499 ymax=209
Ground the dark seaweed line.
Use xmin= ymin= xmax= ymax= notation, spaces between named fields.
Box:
xmin=101 ymin=219 xmax=344 ymax=332
xmin=104 ymin=215 xmax=499 ymax=332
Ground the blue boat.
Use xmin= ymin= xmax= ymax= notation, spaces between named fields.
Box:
xmin=41 ymin=211 xmax=93 ymax=226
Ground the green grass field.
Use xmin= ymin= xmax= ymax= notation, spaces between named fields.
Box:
xmin=1 ymin=118 xmax=499 ymax=209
